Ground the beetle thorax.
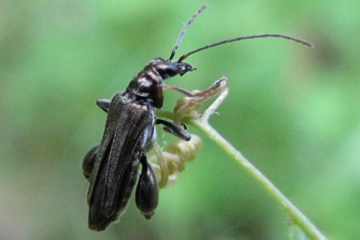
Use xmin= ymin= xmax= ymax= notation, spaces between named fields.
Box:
xmin=126 ymin=58 xmax=194 ymax=108
xmin=126 ymin=61 xmax=163 ymax=108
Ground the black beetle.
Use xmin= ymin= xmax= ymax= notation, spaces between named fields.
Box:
xmin=82 ymin=5 xmax=311 ymax=231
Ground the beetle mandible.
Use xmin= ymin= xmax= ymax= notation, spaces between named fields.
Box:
xmin=82 ymin=5 xmax=311 ymax=231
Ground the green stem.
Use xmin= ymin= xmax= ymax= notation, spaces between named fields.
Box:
xmin=160 ymin=79 xmax=326 ymax=239
xmin=191 ymin=119 xmax=327 ymax=240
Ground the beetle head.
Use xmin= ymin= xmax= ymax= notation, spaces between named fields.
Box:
xmin=152 ymin=58 xmax=196 ymax=79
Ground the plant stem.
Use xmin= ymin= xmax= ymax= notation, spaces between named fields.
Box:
xmin=191 ymin=120 xmax=326 ymax=240
xmin=160 ymin=79 xmax=326 ymax=239
xmin=189 ymin=85 xmax=326 ymax=240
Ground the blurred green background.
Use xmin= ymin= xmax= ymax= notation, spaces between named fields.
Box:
xmin=1 ymin=0 xmax=359 ymax=239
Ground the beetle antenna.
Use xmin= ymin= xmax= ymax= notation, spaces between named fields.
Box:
xmin=177 ymin=34 xmax=313 ymax=62
xmin=168 ymin=5 xmax=207 ymax=61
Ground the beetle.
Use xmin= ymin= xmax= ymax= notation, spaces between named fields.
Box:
xmin=82 ymin=5 xmax=311 ymax=231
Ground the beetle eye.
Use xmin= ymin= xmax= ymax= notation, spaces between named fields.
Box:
xmin=179 ymin=63 xmax=195 ymax=76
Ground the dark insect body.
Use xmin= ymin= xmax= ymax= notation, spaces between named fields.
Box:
xmin=82 ymin=5 xmax=311 ymax=231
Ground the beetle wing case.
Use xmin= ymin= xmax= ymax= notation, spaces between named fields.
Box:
xmin=87 ymin=93 xmax=155 ymax=231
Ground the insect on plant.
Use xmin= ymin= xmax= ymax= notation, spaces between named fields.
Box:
xmin=82 ymin=5 xmax=312 ymax=231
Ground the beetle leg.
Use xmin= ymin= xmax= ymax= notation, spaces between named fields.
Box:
xmin=96 ymin=98 xmax=111 ymax=112
xmin=156 ymin=119 xmax=191 ymax=141
xmin=135 ymin=154 xmax=159 ymax=219
xmin=82 ymin=145 xmax=99 ymax=180
xmin=163 ymin=84 xmax=196 ymax=97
